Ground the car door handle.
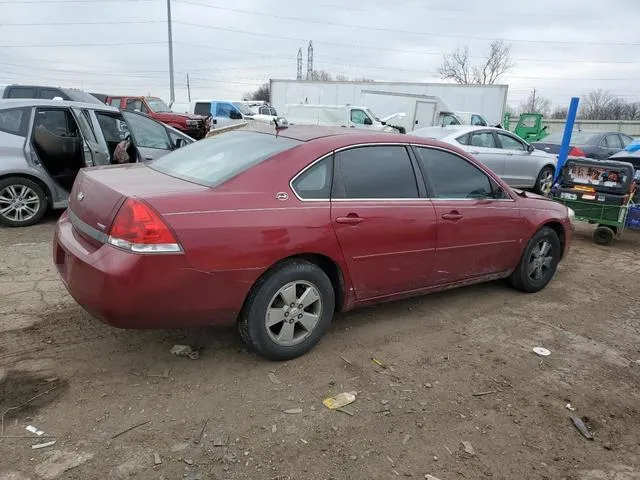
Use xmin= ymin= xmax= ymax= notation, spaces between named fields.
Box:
xmin=144 ymin=156 xmax=153 ymax=161
xmin=470 ymin=150 xmax=480 ymax=155
xmin=336 ymin=215 xmax=364 ymax=225
xmin=441 ymin=211 xmax=463 ymax=221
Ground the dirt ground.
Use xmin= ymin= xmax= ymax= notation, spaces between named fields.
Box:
xmin=0 ymin=213 xmax=639 ymax=480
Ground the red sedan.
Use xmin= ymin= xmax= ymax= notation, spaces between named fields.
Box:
xmin=53 ymin=124 xmax=573 ymax=360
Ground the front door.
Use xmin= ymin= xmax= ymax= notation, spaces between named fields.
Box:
xmin=71 ymin=107 xmax=110 ymax=166
xmin=413 ymin=146 xmax=523 ymax=284
xmin=494 ymin=131 xmax=538 ymax=187
xmin=330 ymin=145 xmax=438 ymax=300
xmin=122 ymin=111 xmax=173 ymax=161
xmin=413 ymin=101 xmax=436 ymax=130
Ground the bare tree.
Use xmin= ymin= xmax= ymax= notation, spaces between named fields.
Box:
xmin=308 ymin=70 xmax=333 ymax=81
xmin=580 ymin=89 xmax=618 ymax=120
xmin=438 ymin=40 xmax=514 ymax=85
xmin=550 ymin=106 xmax=568 ymax=119
xmin=249 ymin=82 xmax=270 ymax=102
xmin=437 ymin=46 xmax=473 ymax=84
xmin=335 ymin=74 xmax=375 ymax=82
xmin=518 ymin=88 xmax=551 ymax=116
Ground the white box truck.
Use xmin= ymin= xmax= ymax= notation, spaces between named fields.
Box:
xmin=270 ymin=79 xmax=508 ymax=129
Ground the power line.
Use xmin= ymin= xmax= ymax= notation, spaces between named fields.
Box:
xmin=172 ymin=22 xmax=638 ymax=65
xmin=173 ymin=0 xmax=640 ymax=47
xmin=0 ymin=20 xmax=163 ymax=26
xmin=0 ymin=41 xmax=165 ymax=48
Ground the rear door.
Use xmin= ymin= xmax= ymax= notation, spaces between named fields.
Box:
xmin=413 ymin=101 xmax=436 ymax=129
xmin=70 ymin=107 xmax=110 ymax=166
xmin=465 ymin=130 xmax=505 ymax=176
xmin=600 ymin=134 xmax=623 ymax=159
xmin=122 ymin=111 xmax=173 ymax=161
xmin=494 ymin=131 xmax=538 ymax=187
xmin=413 ymin=146 xmax=523 ymax=284
xmin=330 ymin=145 xmax=438 ymax=300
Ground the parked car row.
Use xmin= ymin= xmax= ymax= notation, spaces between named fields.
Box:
xmin=0 ymin=99 xmax=194 ymax=227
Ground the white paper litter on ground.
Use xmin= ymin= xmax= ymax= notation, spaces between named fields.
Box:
xmin=26 ymin=425 xmax=44 ymax=436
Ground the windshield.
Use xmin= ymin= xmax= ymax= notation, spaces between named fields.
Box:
xmin=149 ymin=131 xmax=301 ymax=187
xmin=365 ymin=108 xmax=380 ymax=122
xmin=233 ymin=102 xmax=255 ymax=116
xmin=542 ymin=131 xmax=595 ymax=145
xmin=145 ymin=97 xmax=170 ymax=113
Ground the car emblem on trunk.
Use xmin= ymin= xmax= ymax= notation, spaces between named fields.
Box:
xmin=275 ymin=192 xmax=289 ymax=201
xmin=77 ymin=192 xmax=85 ymax=201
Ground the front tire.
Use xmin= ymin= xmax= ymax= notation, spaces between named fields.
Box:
xmin=238 ymin=260 xmax=335 ymax=360
xmin=510 ymin=226 xmax=561 ymax=293
xmin=534 ymin=166 xmax=554 ymax=195
xmin=0 ymin=177 xmax=48 ymax=227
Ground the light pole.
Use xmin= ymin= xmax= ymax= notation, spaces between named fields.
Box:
xmin=167 ymin=0 xmax=175 ymax=106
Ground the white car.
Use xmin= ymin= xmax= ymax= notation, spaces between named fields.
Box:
xmin=411 ymin=125 xmax=558 ymax=194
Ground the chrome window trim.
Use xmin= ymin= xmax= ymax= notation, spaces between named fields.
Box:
xmin=289 ymin=142 xmax=515 ymax=203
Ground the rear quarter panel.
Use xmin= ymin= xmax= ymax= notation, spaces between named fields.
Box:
xmin=146 ymin=141 xmax=353 ymax=309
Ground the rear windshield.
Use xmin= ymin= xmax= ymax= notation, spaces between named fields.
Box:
xmin=542 ymin=131 xmax=595 ymax=145
xmin=148 ymin=131 xmax=301 ymax=187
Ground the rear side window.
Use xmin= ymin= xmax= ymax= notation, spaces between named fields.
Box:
xmin=194 ymin=102 xmax=211 ymax=116
xmin=471 ymin=114 xmax=487 ymax=126
xmin=109 ymin=98 xmax=121 ymax=108
xmin=291 ymin=156 xmax=333 ymax=199
xmin=334 ymin=146 xmax=419 ymax=199
xmin=0 ymin=107 xmax=31 ymax=137
xmin=6 ymin=87 xmax=35 ymax=99
xmin=149 ymin=131 xmax=301 ymax=187
xmin=415 ymin=147 xmax=494 ymax=199
xmin=39 ymin=88 xmax=65 ymax=99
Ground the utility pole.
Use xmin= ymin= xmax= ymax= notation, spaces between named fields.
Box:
xmin=306 ymin=40 xmax=313 ymax=80
xmin=167 ymin=0 xmax=175 ymax=105
xmin=186 ymin=73 xmax=191 ymax=102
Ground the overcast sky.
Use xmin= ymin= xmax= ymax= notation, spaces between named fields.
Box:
xmin=1 ymin=0 xmax=639 ymax=109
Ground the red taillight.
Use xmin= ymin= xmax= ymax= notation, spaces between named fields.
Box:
xmin=569 ymin=146 xmax=586 ymax=157
xmin=108 ymin=198 xmax=181 ymax=253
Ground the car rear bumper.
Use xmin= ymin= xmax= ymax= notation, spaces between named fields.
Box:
xmin=53 ymin=212 xmax=256 ymax=329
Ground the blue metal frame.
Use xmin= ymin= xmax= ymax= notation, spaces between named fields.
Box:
xmin=554 ymin=96 xmax=580 ymax=182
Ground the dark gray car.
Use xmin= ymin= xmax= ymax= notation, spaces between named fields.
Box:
xmin=0 ymin=99 xmax=194 ymax=227
xmin=533 ymin=130 xmax=634 ymax=160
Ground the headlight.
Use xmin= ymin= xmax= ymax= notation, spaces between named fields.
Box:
xmin=186 ymin=119 xmax=200 ymax=127
xmin=567 ymin=207 xmax=575 ymax=222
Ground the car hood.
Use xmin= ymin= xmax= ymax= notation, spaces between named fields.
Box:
xmin=154 ymin=112 xmax=205 ymax=120
xmin=531 ymin=149 xmax=558 ymax=162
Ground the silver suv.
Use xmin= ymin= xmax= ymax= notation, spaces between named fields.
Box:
xmin=0 ymin=99 xmax=193 ymax=227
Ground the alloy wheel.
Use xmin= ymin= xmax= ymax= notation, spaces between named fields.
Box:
xmin=265 ymin=281 xmax=323 ymax=346
xmin=528 ymin=240 xmax=554 ymax=281
xmin=539 ymin=170 xmax=553 ymax=194
xmin=0 ymin=185 xmax=41 ymax=223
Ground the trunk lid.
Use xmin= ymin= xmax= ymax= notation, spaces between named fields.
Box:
xmin=532 ymin=142 xmax=561 ymax=155
xmin=69 ymin=163 xmax=207 ymax=245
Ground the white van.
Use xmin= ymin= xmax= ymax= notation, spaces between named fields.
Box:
xmin=284 ymin=104 xmax=401 ymax=132
xmin=179 ymin=99 xmax=276 ymax=127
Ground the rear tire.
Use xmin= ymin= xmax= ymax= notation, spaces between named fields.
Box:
xmin=0 ymin=177 xmax=48 ymax=227
xmin=510 ymin=226 xmax=561 ymax=293
xmin=593 ymin=225 xmax=615 ymax=245
xmin=238 ymin=260 xmax=335 ymax=361
xmin=534 ymin=166 xmax=554 ymax=195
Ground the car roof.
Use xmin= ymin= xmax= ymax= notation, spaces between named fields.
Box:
xmin=0 ymin=98 xmax=119 ymax=112
xmin=412 ymin=125 xmax=501 ymax=137
xmin=241 ymin=123 xmax=447 ymax=147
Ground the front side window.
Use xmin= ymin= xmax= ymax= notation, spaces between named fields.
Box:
xmin=334 ymin=146 xmax=419 ymax=199
xmin=39 ymin=88 xmax=65 ymax=100
xmin=291 ymin=156 xmax=333 ymax=200
xmin=125 ymin=99 xmax=148 ymax=114
xmin=123 ymin=111 xmax=171 ymax=150
xmin=95 ymin=112 xmax=128 ymax=143
xmin=215 ymin=103 xmax=234 ymax=118
xmin=496 ymin=132 xmax=525 ymax=151
xmin=0 ymin=107 xmax=30 ymax=137
xmin=442 ymin=114 xmax=460 ymax=126
xmin=109 ymin=98 xmax=121 ymax=108
xmin=149 ymin=131 xmax=301 ymax=187
xmin=416 ymin=147 xmax=494 ymax=199
xmin=471 ymin=115 xmax=487 ymax=126
xmin=469 ymin=131 xmax=497 ymax=149
xmin=350 ymin=109 xmax=369 ymax=125
xmin=621 ymin=134 xmax=634 ymax=147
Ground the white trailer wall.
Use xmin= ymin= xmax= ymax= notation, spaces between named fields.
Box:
xmin=270 ymin=80 xmax=508 ymax=126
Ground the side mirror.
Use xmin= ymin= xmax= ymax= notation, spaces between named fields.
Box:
xmin=174 ymin=138 xmax=185 ymax=149
xmin=527 ymin=144 xmax=535 ymax=153
xmin=230 ymin=110 xmax=242 ymax=120
xmin=364 ymin=117 xmax=373 ymax=125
